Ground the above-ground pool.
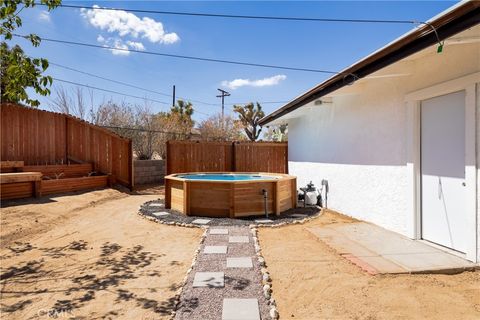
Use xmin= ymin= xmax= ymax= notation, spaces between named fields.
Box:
xmin=165 ymin=172 xmax=297 ymax=218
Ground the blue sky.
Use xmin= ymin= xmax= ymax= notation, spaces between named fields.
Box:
xmin=13 ymin=0 xmax=456 ymax=122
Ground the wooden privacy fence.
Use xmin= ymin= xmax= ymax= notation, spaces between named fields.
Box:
xmin=166 ymin=140 xmax=288 ymax=174
xmin=1 ymin=103 xmax=133 ymax=188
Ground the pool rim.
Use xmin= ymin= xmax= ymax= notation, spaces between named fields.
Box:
xmin=164 ymin=172 xmax=293 ymax=184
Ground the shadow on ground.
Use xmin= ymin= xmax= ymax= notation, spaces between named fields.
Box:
xmin=0 ymin=239 xmax=177 ymax=318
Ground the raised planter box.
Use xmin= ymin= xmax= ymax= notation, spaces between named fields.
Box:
xmin=0 ymin=175 xmax=109 ymax=200
xmin=41 ymin=176 xmax=109 ymax=195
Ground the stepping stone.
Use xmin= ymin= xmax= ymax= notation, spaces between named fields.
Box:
xmin=149 ymin=203 xmax=163 ymax=207
xmin=204 ymin=246 xmax=228 ymax=254
xmin=192 ymin=219 xmax=211 ymax=225
xmin=151 ymin=211 xmax=170 ymax=217
xmin=291 ymin=213 xmax=307 ymax=218
xmin=222 ymin=298 xmax=260 ymax=320
xmin=210 ymin=228 xmax=229 ymax=235
xmin=229 ymin=236 xmax=249 ymax=243
xmin=255 ymin=219 xmax=273 ymax=224
xmin=226 ymin=257 xmax=253 ymax=268
xmin=192 ymin=272 xmax=224 ymax=288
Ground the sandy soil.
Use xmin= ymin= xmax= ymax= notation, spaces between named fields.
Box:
xmin=259 ymin=210 xmax=480 ymax=320
xmin=0 ymin=187 xmax=202 ymax=319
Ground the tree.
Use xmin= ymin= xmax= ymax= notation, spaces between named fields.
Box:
xmin=0 ymin=0 xmax=61 ymax=106
xmin=170 ymin=99 xmax=194 ymax=136
xmin=198 ymin=113 xmax=245 ymax=141
xmin=49 ymin=85 xmax=94 ymax=120
xmin=233 ymin=102 xmax=265 ymax=141
xmin=263 ymin=124 xmax=288 ymax=142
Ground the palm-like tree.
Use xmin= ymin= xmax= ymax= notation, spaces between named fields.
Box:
xmin=233 ymin=102 xmax=265 ymax=141
xmin=171 ymin=99 xmax=194 ymax=117
xmin=171 ymin=99 xmax=195 ymax=137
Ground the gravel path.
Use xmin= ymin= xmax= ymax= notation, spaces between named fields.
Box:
xmin=174 ymin=226 xmax=269 ymax=320
xmin=139 ymin=199 xmax=320 ymax=226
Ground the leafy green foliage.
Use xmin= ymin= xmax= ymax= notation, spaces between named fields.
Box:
xmin=0 ymin=0 xmax=61 ymax=106
xmin=171 ymin=99 xmax=195 ymax=134
xmin=233 ymin=102 xmax=265 ymax=141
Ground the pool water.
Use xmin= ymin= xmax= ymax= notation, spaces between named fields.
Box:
xmin=176 ymin=173 xmax=278 ymax=181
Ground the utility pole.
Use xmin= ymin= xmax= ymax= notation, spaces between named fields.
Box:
xmin=172 ymin=85 xmax=176 ymax=108
xmin=216 ymin=88 xmax=230 ymax=118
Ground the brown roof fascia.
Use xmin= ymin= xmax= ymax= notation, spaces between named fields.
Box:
xmin=259 ymin=1 xmax=480 ymax=125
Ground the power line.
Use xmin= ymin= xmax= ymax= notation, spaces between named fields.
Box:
xmin=50 ymin=62 xmax=290 ymax=111
xmin=41 ymin=3 xmax=424 ymax=25
xmin=100 ymin=125 xmax=192 ymax=137
xmin=49 ymin=62 xmax=218 ymax=106
xmin=49 ymin=62 xmax=289 ymax=107
xmin=13 ymin=34 xmax=342 ymax=74
xmin=52 ymin=78 xmax=212 ymax=116
xmin=35 ymin=3 xmax=444 ymax=51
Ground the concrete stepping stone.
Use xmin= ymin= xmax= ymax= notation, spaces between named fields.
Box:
xmin=291 ymin=213 xmax=307 ymax=218
xmin=204 ymin=245 xmax=228 ymax=254
xmin=151 ymin=211 xmax=170 ymax=217
xmin=192 ymin=272 xmax=224 ymax=288
xmin=222 ymin=298 xmax=260 ymax=320
xmin=210 ymin=229 xmax=229 ymax=235
xmin=149 ymin=203 xmax=163 ymax=207
xmin=255 ymin=219 xmax=273 ymax=224
xmin=229 ymin=236 xmax=249 ymax=243
xmin=192 ymin=218 xmax=211 ymax=225
xmin=226 ymin=257 xmax=253 ymax=268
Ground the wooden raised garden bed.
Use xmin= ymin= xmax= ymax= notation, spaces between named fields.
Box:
xmin=0 ymin=163 xmax=110 ymax=200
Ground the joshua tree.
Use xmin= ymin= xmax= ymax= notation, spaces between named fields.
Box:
xmin=233 ymin=102 xmax=265 ymax=141
xmin=170 ymin=99 xmax=194 ymax=137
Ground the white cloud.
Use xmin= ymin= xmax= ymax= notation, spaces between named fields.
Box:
xmin=221 ymin=75 xmax=287 ymax=90
xmin=126 ymin=41 xmax=145 ymax=51
xmin=81 ymin=5 xmax=179 ymax=44
xmin=38 ymin=10 xmax=51 ymax=23
xmin=96 ymin=36 xmax=146 ymax=56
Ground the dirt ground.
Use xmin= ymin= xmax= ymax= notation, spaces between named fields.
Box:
xmin=259 ymin=210 xmax=480 ymax=320
xmin=0 ymin=187 xmax=202 ymax=319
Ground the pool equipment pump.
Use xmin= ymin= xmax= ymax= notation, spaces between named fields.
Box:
xmin=300 ymin=181 xmax=323 ymax=207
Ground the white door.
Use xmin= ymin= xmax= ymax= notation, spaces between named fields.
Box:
xmin=421 ymin=90 xmax=466 ymax=253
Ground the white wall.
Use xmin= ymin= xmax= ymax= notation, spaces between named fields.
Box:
xmin=287 ymin=39 xmax=480 ymax=245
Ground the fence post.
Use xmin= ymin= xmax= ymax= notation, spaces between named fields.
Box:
xmin=128 ymin=139 xmax=134 ymax=190
xmin=231 ymin=141 xmax=236 ymax=172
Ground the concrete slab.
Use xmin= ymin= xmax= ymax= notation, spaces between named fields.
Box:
xmin=151 ymin=211 xmax=170 ymax=217
xmin=291 ymin=213 xmax=307 ymax=218
xmin=149 ymin=203 xmax=163 ymax=207
xmin=192 ymin=272 xmax=224 ymax=288
xmin=210 ymin=229 xmax=229 ymax=235
xmin=222 ymin=298 xmax=260 ymax=320
xmin=204 ymin=246 xmax=228 ymax=254
xmin=227 ymin=257 xmax=253 ymax=268
xmin=255 ymin=219 xmax=273 ymax=224
xmin=192 ymin=219 xmax=211 ymax=225
xmin=307 ymin=222 xmax=476 ymax=274
xmin=229 ymin=236 xmax=249 ymax=243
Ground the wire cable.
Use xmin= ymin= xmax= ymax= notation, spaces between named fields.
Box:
xmin=13 ymin=34 xmax=342 ymax=74
xmin=40 ymin=3 xmax=425 ymax=25
xmin=50 ymin=62 xmax=290 ymax=107
xmin=34 ymin=3 xmax=445 ymax=50
xmin=49 ymin=62 xmax=218 ymax=106
xmin=52 ymin=78 xmax=212 ymax=116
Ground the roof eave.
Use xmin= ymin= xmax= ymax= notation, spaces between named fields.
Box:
xmin=260 ymin=1 xmax=480 ymax=126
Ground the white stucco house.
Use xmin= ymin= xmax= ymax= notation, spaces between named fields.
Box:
xmin=260 ymin=1 xmax=480 ymax=262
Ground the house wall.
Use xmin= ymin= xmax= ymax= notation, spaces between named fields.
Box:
xmin=288 ymin=41 xmax=479 ymax=258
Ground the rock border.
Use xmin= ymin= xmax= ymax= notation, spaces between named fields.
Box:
xmin=137 ymin=199 xmax=324 ymax=320
xmin=248 ymin=209 xmax=324 ymax=319
xmin=138 ymin=199 xmax=321 ymax=228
